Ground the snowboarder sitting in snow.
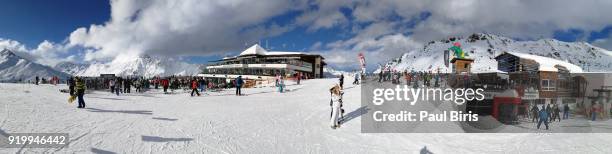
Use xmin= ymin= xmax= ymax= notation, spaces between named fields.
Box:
xmin=329 ymin=84 xmax=344 ymax=129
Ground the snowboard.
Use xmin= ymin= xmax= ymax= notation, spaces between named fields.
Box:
xmin=68 ymin=95 xmax=76 ymax=103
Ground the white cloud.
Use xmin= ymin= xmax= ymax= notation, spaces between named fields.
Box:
xmin=69 ymin=0 xmax=310 ymax=61
xmin=314 ymin=33 xmax=421 ymax=71
xmin=592 ymin=36 xmax=612 ymax=56
xmin=5 ymin=0 xmax=612 ymax=71
xmin=0 ymin=38 xmax=70 ymax=66
xmin=308 ymin=0 xmax=612 ymax=70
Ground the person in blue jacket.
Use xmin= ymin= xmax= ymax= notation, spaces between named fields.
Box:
xmin=235 ymin=76 xmax=244 ymax=96
xmin=537 ymin=106 xmax=549 ymax=130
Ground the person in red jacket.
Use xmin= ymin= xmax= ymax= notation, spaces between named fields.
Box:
xmin=162 ymin=78 xmax=169 ymax=94
xmin=190 ymin=78 xmax=200 ymax=96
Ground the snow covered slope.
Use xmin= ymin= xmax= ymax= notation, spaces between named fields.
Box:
xmin=379 ymin=33 xmax=612 ymax=73
xmin=0 ymin=49 xmax=70 ymax=82
xmin=1 ymin=79 xmax=612 ymax=153
xmin=53 ymin=61 xmax=90 ymax=76
xmin=57 ymin=55 xmax=203 ymax=77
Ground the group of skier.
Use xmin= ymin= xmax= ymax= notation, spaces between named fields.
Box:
xmin=378 ymin=69 xmax=441 ymax=88
xmin=531 ymin=103 xmax=571 ymax=130
xmin=107 ymin=77 xmax=149 ymax=95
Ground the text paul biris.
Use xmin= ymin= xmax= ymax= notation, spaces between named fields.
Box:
xmin=370 ymin=86 xmax=485 ymax=122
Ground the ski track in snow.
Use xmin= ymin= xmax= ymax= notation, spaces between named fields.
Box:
xmin=1 ymin=79 xmax=612 ymax=153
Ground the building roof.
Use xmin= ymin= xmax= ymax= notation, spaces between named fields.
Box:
xmin=223 ymin=44 xmax=319 ymax=58
xmin=501 ymin=52 xmax=583 ymax=73
xmin=239 ymin=44 xmax=268 ymax=56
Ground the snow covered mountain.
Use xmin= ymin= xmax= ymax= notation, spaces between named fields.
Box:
xmin=0 ymin=49 xmax=70 ymax=82
xmin=53 ymin=61 xmax=90 ymax=75
xmin=323 ymin=67 xmax=360 ymax=78
xmin=56 ymin=55 xmax=203 ymax=77
xmin=378 ymin=33 xmax=612 ymax=73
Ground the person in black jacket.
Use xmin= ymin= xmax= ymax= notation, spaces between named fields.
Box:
xmin=67 ymin=77 xmax=76 ymax=96
xmin=75 ymin=77 xmax=86 ymax=108
xmin=563 ymin=103 xmax=570 ymax=119
xmin=235 ymin=76 xmax=244 ymax=96
xmin=339 ymin=74 xmax=344 ymax=89
xmin=531 ymin=105 xmax=539 ymax=122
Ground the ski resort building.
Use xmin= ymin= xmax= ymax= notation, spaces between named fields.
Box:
xmin=495 ymin=52 xmax=583 ymax=101
xmin=201 ymin=44 xmax=326 ymax=81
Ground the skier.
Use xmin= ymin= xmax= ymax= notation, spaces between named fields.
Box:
xmin=35 ymin=76 xmax=39 ymax=85
xmin=134 ymin=79 xmax=142 ymax=93
xmin=116 ymin=77 xmax=122 ymax=93
xmin=190 ymin=78 xmax=200 ymax=96
xmin=202 ymin=78 xmax=208 ymax=92
xmin=275 ymin=74 xmax=280 ymax=87
xmin=162 ymin=78 xmax=169 ymax=94
xmin=67 ymin=77 xmax=76 ymax=96
xmin=109 ymin=78 xmax=115 ymax=94
xmin=124 ymin=78 xmax=131 ymax=93
xmin=329 ymin=84 xmax=343 ymax=129
xmin=531 ymin=105 xmax=539 ymax=122
xmin=537 ymin=107 xmax=549 ymax=130
xmin=563 ymin=103 xmax=570 ymax=119
xmin=75 ymin=77 xmax=87 ymax=108
xmin=591 ymin=103 xmax=598 ymax=121
xmin=339 ymin=74 xmax=344 ymax=89
xmin=154 ymin=77 xmax=159 ymax=89
xmin=352 ymin=73 xmax=359 ymax=85
xmin=277 ymin=76 xmax=285 ymax=93
xmin=296 ymin=72 xmax=301 ymax=85
xmin=434 ymin=73 xmax=440 ymax=87
xmin=198 ymin=78 xmax=205 ymax=93
xmin=553 ymin=104 xmax=561 ymax=122
xmin=546 ymin=104 xmax=553 ymax=122
xmin=235 ymin=76 xmax=244 ymax=96
xmin=405 ymin=71 xmax=411 ymax=86
xmin=115 ymin=78 xmax=121 ymax=96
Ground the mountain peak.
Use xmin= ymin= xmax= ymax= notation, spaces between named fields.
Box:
xmin=0 ymin=48 xmax=16 ymax=57
xmin=381 ymin=34 xmax=612 ymax=73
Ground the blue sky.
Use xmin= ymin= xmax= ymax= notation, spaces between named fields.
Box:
xmin=1 ymin=0 xmax=611 ymax=71
xmin=0 ymin=0 xmax=110 ymax=46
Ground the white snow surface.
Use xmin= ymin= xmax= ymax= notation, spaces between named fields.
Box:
xmin=379 ymin=33 xmax=612 ymax=73
xmin=1 ymin=79 xmax=612 ymax=153
xmin=0 ymin=49 xmax=70 ymax=82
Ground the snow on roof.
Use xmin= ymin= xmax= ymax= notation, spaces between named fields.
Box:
xmin=239 ymin=44 xmax=268 ymax=56
xmin=505 ymin=52 xmax=583 ymax=73
xmin=237 ymin=44 xmax=309 ymax=56
xmin=266 ymin=51 xmax=305 ymax=55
